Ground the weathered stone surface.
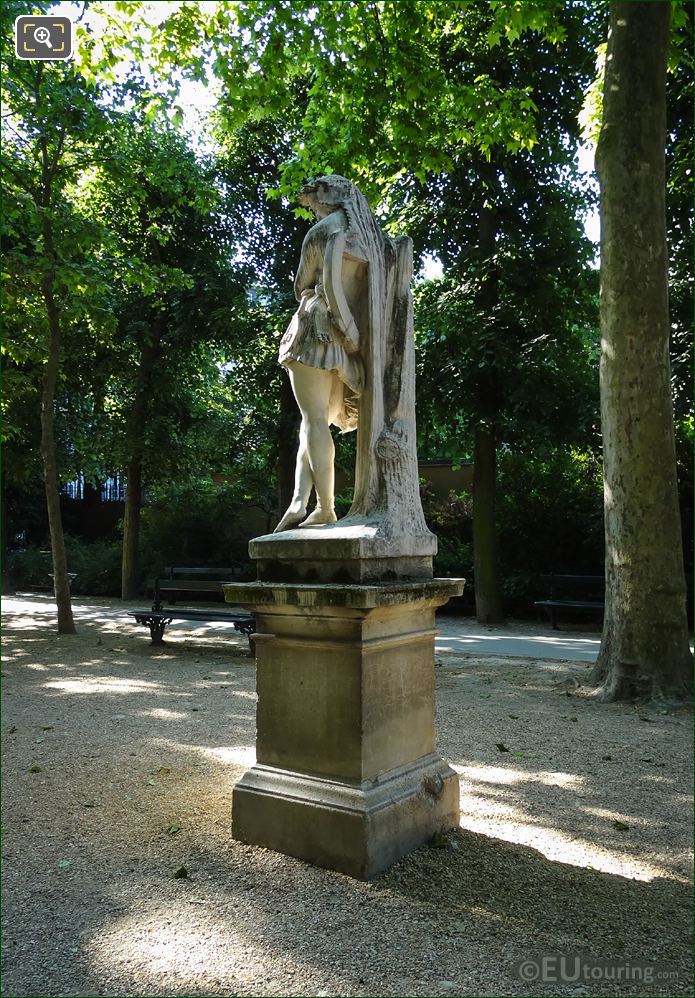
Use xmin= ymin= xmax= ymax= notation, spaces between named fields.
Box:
xmin=232 ymin=756 xmax=459 ymax=880
xmin=250 ymin=521 xmax=437 ymax=582
xmin=275 ymin=175 xmax=435 ymax=549
xmin=223 ymin=577 xmax=464 ymax=610
xmin=226 ymin=579 xmax=464 ymax=878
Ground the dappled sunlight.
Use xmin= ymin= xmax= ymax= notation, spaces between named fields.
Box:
xmin=87 ymin=922 xmax=242 ymax=979
xmin=454 ymin=760 xmax=682 ymax=883
xmin=139 ymin=708 xmax=189 ymax=720
xmin=43 ymin=677 xmax=163 ymax=695
xmin=456 ymin=763 xmax=586 ymax=789
xmin=583 ymin=805 xmax=657 ymax=827
xmin=200 ymin=745 xmax=256 ymax=768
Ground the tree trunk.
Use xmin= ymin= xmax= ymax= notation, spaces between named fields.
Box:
xmin=121 ymin=457 xmax=143 ymax=600
xmin=472 ymin=166 xmax=504 ymax=623
xmin=593 ymin=3 xmax=692 ymax=700
xmin=40 ymin=242 xmax=76 ymax=634
xmin=120 ymin=334 xmax=160 ymax=600
xmin=473 ymin=425 xmax=503 ymax=623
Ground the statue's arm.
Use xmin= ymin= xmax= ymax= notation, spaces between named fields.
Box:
xmin=293 ymin=231 xmax=322 ymax=302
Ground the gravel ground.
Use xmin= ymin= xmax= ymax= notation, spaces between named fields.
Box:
xmin=2 ymin=595 xmax=692 ymax=998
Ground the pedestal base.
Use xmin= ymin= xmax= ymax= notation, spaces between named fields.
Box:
xmin=232 ymin=755 xmax=459 ymax=879
xmin=224 ymin=576 xmax=464 ymax=879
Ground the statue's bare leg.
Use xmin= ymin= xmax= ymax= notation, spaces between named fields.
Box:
xmin=273 ymin=421 xmax=312 ymax=533
xmin=275 ymin=362 xmax=339 ymax=531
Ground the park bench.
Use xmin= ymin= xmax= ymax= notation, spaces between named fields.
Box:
xmin=130 ymin=566 xmax=256 ymax=652
xmin=534 ymin=574 xmax=604 ymax=629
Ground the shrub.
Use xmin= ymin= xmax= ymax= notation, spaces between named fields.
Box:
xmin=138 ymin=479 xmax=265 ymax=579
xmin=8 ymin=537 xmax=122 ymax=596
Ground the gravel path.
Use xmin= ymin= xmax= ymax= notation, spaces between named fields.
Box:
xmin=2 ymin=595 xmax=692 ymax=997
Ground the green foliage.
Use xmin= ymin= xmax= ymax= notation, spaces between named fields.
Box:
xmin=138 ymin=479 xmax=265 ymax=579
xmin=417 ymin=449 xmax=604 ymax=611
xmin=7 ymin=546 xmax=52 ymax=590
xmin=7 ymin=537 xmax=122 ymax=595
xmin=63 ymin=537 xmax=122 ymax=595
xmin=496 ymin=448 xmax=604 ymax=610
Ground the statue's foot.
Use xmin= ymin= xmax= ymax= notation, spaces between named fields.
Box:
xmin=298 ymin=507 xmax=338 ymax=528
xmin=273 ymin=501 xmax=307 ymax=533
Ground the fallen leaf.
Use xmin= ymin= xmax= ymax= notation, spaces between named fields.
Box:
xmin=479 ymin=693 xmax=491 ymax=699
xmin=613 ymin=820 xmax=629 ymax=831
xmin=495 ymin=743 xmax=509 ymax=753
xmin=168 ymin=824 xmax=181 ymax=835
xmin=174 ymin=865 xmax=189 ymax=879
xmin=29 ymin=765 xmax=42 ymax=773
xmin=157 ymin=767 xmax=171 ymax=775
xmin=508 ymin=714 xmax=519 ymax=720
xmin=147 ymin=778 xmax=157 ymax=786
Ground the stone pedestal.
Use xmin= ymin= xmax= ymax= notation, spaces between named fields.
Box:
xmin=223 ymin=575 xmax=464 ymax=879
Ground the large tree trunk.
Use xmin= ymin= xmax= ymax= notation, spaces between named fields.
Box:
xmin=40 ymin=242 xmax=76 ymax=634
xmin=120 ymin=335 xmax=160 ymax=600
xmin=593 ymin=3 xmax=692 ymax=700
xmin=472 ymin=168 xmax=504 ymax=623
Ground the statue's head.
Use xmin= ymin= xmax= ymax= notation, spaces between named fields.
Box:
xmin=298 ymin=175 xmax=360 ymax=216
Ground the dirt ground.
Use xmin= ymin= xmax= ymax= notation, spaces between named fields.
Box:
xmin=1 ymin=595 xmax=692 ymax=997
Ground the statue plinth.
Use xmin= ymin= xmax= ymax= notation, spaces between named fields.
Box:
xmin=250 ymin=521 xmax=437 ymax=584
xmin=224 ymin=568 xmax=464 ymax=879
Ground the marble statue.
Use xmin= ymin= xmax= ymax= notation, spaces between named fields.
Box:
xmin=274 ymin=175 xmax=431 ymax=548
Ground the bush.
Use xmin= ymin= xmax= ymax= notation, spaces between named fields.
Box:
xmin=64 ymin=537 xmax=122 ymax=596
xmin=138 ymin=479 xmax=265 ymax=579
xmin=418 ymin=449 xmax=604 ymax=616
xmin=497 ymin=448 xmax=604 ymax=613
xmin=7 ymin=546 xmax=52 ymax=590
xmin=8 ymin=537 xmax=122 ymax=596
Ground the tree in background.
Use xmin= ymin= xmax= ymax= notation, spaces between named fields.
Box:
xmin=137 ymin=0 xmax=598 ymax=620
xmin=593 ymin=2 xmax=692 ymax=700
xmin=2 ymin=0 xmax=118 ymax=631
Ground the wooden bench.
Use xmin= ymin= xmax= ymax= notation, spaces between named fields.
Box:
xmin=149 ymin=565 xmax=249 ymax=604
xmin=131 ymin=566 xmax=255 ymax=652
xmin=534 ymin=574 xmax=604 ymax=630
